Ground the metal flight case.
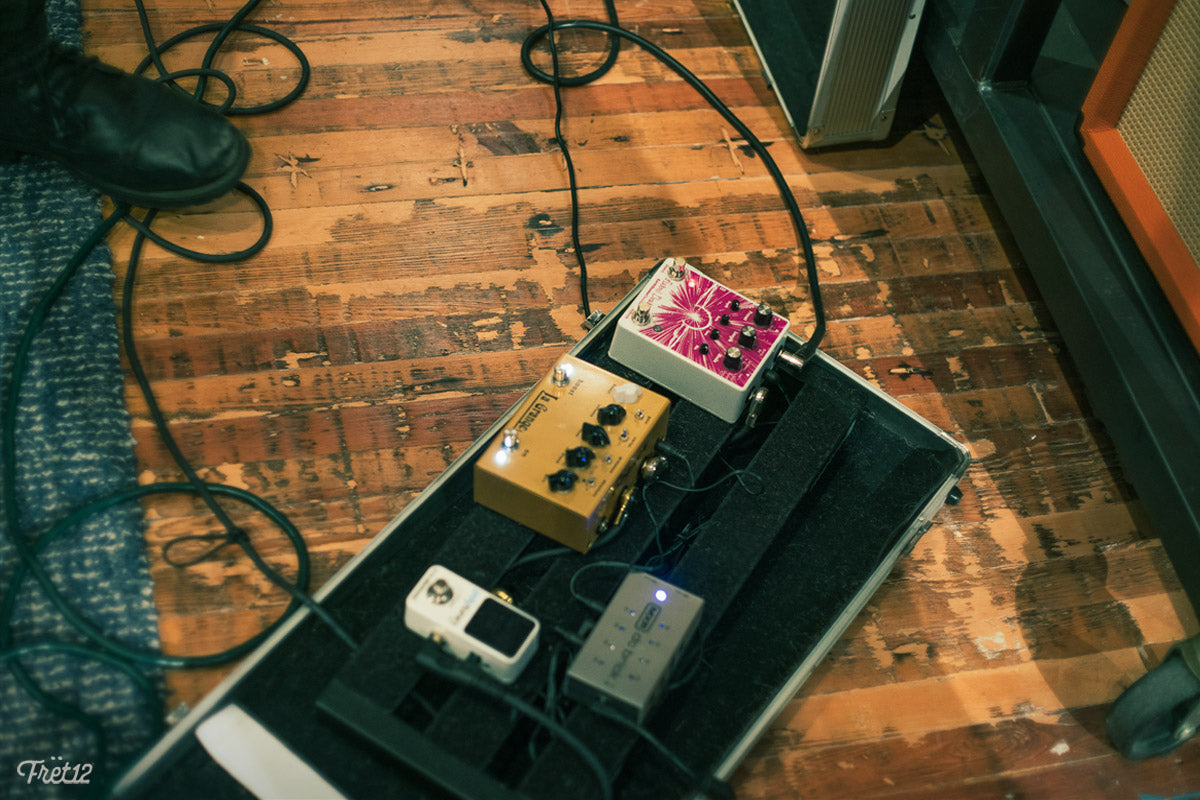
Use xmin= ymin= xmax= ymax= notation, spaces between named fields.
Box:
xmin=115 ymin=268 xmax=971 ymax=800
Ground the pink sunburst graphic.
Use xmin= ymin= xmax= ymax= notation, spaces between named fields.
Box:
xmin=633 ymin=268 xmax=787 ymax=387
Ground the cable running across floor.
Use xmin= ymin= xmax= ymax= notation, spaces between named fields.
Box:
xmin=0 ymin=2 xmax=359 ymax=793
xmin=521 ymin=0 xmax=825 ymax=363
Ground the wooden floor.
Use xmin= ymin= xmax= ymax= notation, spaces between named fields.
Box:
xmin=83 ymin=0 xmax=1200 ymax=796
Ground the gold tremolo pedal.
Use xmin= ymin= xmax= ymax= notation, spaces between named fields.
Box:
xmin=473 ymin=356 xmax=670 ymax=552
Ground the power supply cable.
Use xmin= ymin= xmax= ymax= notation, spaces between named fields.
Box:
xmin=586 ymin=701 xmax=735 ymax=800
xmin=568 ymin=559 xmax=651 ymax=613
xmin=521 ymin=6 xmax=825 ymax=363
xmin=416 ymin=644 xmax=615 ymax=800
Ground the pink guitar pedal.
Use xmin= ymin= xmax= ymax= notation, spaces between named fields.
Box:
xmin=608 ymin=258 xmax=790 ymax=423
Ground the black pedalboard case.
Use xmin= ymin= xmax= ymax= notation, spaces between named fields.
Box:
xmin=115 ymin=269 xmax=970 ymax=800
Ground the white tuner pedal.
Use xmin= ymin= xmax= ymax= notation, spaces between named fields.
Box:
xmin=404 ymin=565 xmax=540 ymax=684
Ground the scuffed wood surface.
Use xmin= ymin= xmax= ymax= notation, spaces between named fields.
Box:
xmin=83 ymin=0 xmax=1200 ymax=795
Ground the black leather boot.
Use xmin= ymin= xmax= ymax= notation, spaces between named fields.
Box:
xmin=0 ymin=45 xmax=250 ymax=208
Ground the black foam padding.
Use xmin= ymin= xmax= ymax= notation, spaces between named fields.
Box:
xmin=516 ymin=371 xmax=863 ymax=800
xmin=317 ymin=679 xmax=525 ymax=800
xmin=329 ymin=505 xmax=535 ymax=712
xmin=667 ymin=368 xmax=860 ymax=633
xmin=519 ymin=707 xmax=629 ymax=800
xmin=626 ymin=431 xmax=957 ymax=793
xmin=123 ymin=337 xmax=967 ymax=800
xmin=369 ymin=399 xmax=737 ymax=795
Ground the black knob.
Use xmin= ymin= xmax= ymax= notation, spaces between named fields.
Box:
xmin=720 ymin=313 xmax=730 ymax=325
xmin=738 ymin=325 xmax=757 ymax=349
xmin=709 ymin=328 xmax=721 ymax=340
xmin=581 ymin=422 xmax=610 ymax=447
xmin=547 ymin=470 xmax=578 ymax=492
xmin=723 ymin=347 xmax=744 ymax=371
xmin=754 ymin=302 xmax=773 ymax=327
xmin=597 ymin=403 xmax=626 ymax=426
xmin=699 ymin=343 xmax=710 ymax=355
xmin=565 ymin=446 xmax=594 ymax=468
xmin=730 ymin=299 xmax=741 ymax=311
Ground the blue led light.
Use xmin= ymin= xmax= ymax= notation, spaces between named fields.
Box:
xmin=654 ymin=589 xmax=667 ymax=602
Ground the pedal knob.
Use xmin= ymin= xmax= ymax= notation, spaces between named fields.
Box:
xmin=738 ymin=325 xmax=757 ymax=349
xmin=665 ymin=258 xmax=685 ymax=280
xmin=723 ymin=347 xmax=744 ymax=371
xmin=754 ymin=302 xmax=774 ymax=327
xmin=632 ymin=301 xmax=652 ymax=326
xmin=581 ymin=422 xmax=611 ymax=447
xmin=597 ymin=403 xmax=626 ymax=426
xmin=565 ymin=446 xmax=595 ymax=468
xmin=501 ymin=428 xmax=520 ymax=450
xmin=552 ymin=364 xmax=570 ymax=386
xmin=547 ymin=470 xmax=578 ymax=492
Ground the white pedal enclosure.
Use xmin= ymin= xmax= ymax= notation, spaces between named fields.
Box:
xmin=608 ymin=259 xmax=790 ymax=423
xmin=405 ymin=565 xmax=540 ymax=684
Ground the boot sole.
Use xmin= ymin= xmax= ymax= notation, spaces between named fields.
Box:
xmin=0 ymin=134 xmax=252 ymax=209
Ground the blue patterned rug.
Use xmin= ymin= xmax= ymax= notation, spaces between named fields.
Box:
xmin=0 ymin=1 xmax=163 ymax=797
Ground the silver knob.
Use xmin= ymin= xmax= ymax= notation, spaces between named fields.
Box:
xmin=632 ymin=301 xmax=652 ymax=326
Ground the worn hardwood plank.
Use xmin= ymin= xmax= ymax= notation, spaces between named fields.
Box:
xmin=736 ymin=704 xmax=1197 ymax=800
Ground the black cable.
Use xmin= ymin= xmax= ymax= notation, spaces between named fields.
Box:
xmin=131 ymin=0 xmax=310 ymax=114
xmin=654 ymin=440 xmax=697 ymax=487
xmin=122 ymin=206 xmax=359 ymax=653
xmin=528 ymin=641 xmax=565 ymax=762
xmin=639 ymin=464 xmax=762 ymax=548
xmin=521 ymin=0 xmax=622 ymax=88
xmin=416 ymin=645 xmax=614 ymax=800
xmin=0 ymin=1 xmax=341 ymax=788
xmin=1 ymin=207 xmax=353 ymax=668
xmin=529 ymin=0 xmax=612 ymax=319
xmin=658 ymin=469 xmax=764 ymax=497
xmin=568 ymin=560 xmax=653 ymax=612
xmin=508 ymin=544 xmax=574 ymax=573
xmin=1 ymin=482 xmax=313 ymax=669
xmin=521 ymin=11 xmax=825 ymax=362
xmin=587 ymin=702 xmax=735 ymax=800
